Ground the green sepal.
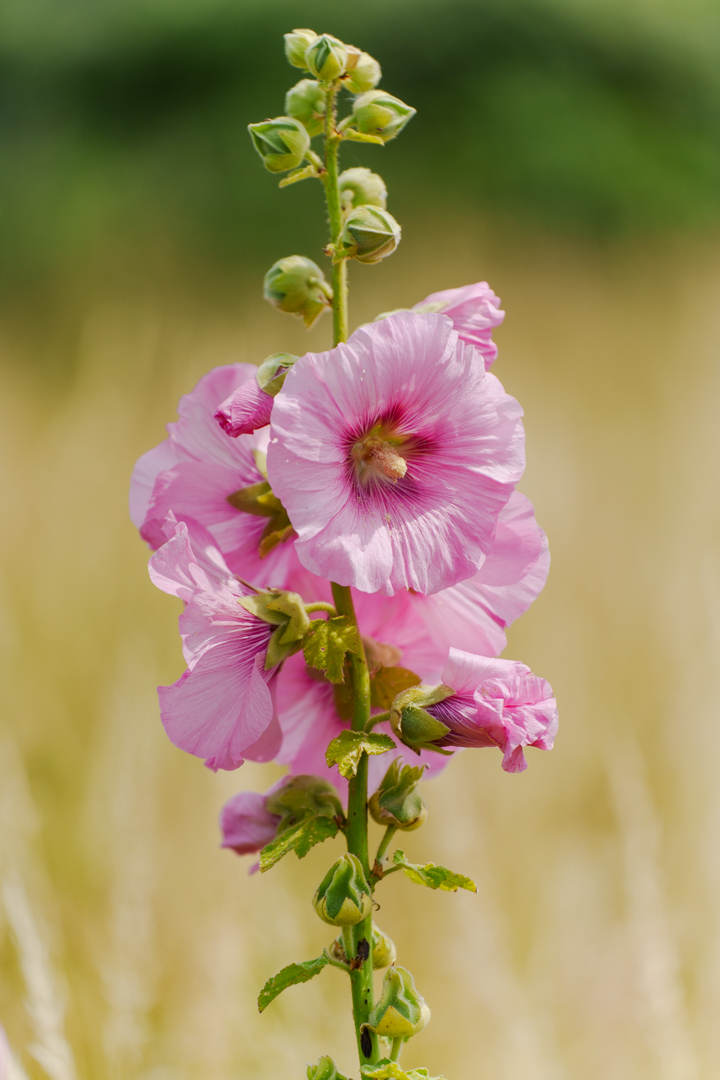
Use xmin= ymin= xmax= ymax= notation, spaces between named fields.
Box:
xmin=259 ymin=815 xmax=339 ymax=872
xmin=265 ymin=774 xmax=343 ymax=822
xmin=238 ymin=590 xmax=311 ymax=670
xmin=227 ymin=480 xmax=282 ymax=517
xmin=258 ymin=517 xmax=294 ymax=557
xmin=308 ymin=1055 xmax=350 ymax=1080
xmin=256 ymin=352 xmax=298 ymax=396
xmin=392 ymin=850 xmax=476 ymax=893
xmin=326 ymin=730 xmax=395 ymax=779
xmin=370 ymin=666 xmax=421 ymax=709
xmin=303 ymin=616 xmax=359 ymax=683
xmin=257 ymin=952 xmax=329 ymax=1012
xmin=342 ymin=128 xmax=386 ymax=145
xmin=278 ymin=163 xmax=319 ymax=188
xmin=369 ymin=759 xmax=427 ymax=830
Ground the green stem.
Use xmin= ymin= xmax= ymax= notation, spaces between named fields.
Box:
xmin=390 ymin=1038 xmax=404 ymax=1063
xmin=304 ymin=602 xmax=337 ymax=616
xmin=364 ymin=709 xmax=390 ymax=732
xmin=322 ymin=86 xmax=377 ymax=1068
xmin=374 ymin=825 xmax=397 ymax=869
xmin=322 ymin=85 xmax=349 ymax=346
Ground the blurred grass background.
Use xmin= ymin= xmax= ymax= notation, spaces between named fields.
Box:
xmin=1 ymin=0 xmax=720 ymax=1077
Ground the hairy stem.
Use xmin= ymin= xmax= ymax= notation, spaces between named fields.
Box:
xmin=321 ymin=84 xmax=377 ymax=1069
xmin=322 ymin=85 xmax=349 ymax=346
xmin=390 ymin=1038 xmax=404 ymax=1063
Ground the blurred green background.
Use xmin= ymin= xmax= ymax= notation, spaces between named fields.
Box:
xmin=1 ymin=1 xmax=720 ymax=1078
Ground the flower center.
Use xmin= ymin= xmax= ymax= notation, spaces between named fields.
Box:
xmin=351 ymin=424 xmax=408 ymax=485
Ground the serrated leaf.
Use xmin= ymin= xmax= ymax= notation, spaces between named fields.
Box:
xmin=259 ymin=815 xmax=339 ymax=872
xmin=392 ymin=850 xmax=476 ymax=893
xmin=370 ymin=666 xmax=421 ymax=709
xmin=257 ymin=953 xmax=328 ymax=1012
xmin=326 ymin=730 xmax=396 ymax=779
xmin=303 ymin=616 xmax=359 ymax=683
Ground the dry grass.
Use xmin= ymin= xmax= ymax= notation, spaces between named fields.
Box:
xmin=0 ymin=220 xmax=718 ymax=1078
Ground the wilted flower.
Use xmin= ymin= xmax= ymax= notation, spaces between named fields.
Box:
xmin=390 ymin=647 xmax=558 ymax=772
xmin=267 ymin=312 xmax=525 ymax=595
xmin=220 ymin=789 xmax=281 ymax=855
xmin=148 ymin=516 xmax=283 ymax=771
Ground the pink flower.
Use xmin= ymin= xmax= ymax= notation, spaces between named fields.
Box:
xmin=416 ymin=648 xmax=558 ymax=772
xmin=412 ymin=281 xmax=505 ymax=369
xmin=267 ymin=312 xmax=525 ymax=596
xmin=215 ymin=377 xmax=273 ymax=438
xmin=149 ymin=515 xmax=281 ymax=771
xmin=407 ymin=489 xmax=549 ymax=658
xmin=220 ymin=789 xmax=281 ymax=854
xmin=130 ymin=364 xmax=296 ymax=587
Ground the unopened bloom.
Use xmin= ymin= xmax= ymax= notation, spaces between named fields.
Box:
xmin=412 ymin=281 xmax=505 ymax=369
xmin=248 ymin=117 xmax=310 ymax=173
xmin=391 ymin=647 xmax=558 ymax=772
xmin=338 ymin=167 xmax=387 ymax=211
xmin=267 ymin=312 xmax=525 ymax=596
xmin=149 ymin=515 xmax=282 ymax=771
xmin=220 ymin=789 xmax=281 ymax=855
xmin=215 ymin=353 xmax=297 ymax=438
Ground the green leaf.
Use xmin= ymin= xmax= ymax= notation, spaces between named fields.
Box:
xmin=370 ymin=665 xmax=421 ymax=709
xmin=326 ymin=730 xmax=396 ymax=779
xmin=257 ymin=953 xmax=328 ymax=1012
xmin=278 ymin=163 xmax=319 ymax=188
xmin=392 ymin=850 xmax=477 ymax=893
xmin=303 ymin=616 xmax=359 ymax=683
xmin=259 ymin=815 xmax=339 ymax=872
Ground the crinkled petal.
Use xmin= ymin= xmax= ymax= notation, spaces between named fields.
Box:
xmin=413 ymin=281 xmax=505 ymax=369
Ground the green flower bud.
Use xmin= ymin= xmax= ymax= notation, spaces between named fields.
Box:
xmin=284 ymin=28 xmax=317 ymax=69
xmin=368 ymin=966 xmax=431 ymax=1040
xmin=389 ymin=685 xmax=455 ymax=755
xmin=340 ymin=206 xmax=401 ymax=264
xmin=331 ymin=923 xmax=397 ymax=969
xmin=345 ymin=51 xmax=382 ymax=94
xmin=313 ymin=853 xmax=373 ymax=927
xmin=266 ymin=775 xmax=343 ymax=824
xmin=248 ymin=116 xmax=310 ymax=173
xmin=285 ymin=79 xmax=326 ymax=138
xmin=256 ymin=353 xmax=298 ymax=397
xmin=263 ymin=255 xmax=332 ymax=327
xmin=338 ymin=167 xmax=387 ymax=212
xmin=305 ymin=34 xmax=348 ymax=83
xmin=369 ymin=760 xmax=427 ymax=831
xmin=307 ymin=1056 xmax=348 ymax=1080
xmin=352 ymin=90 xmax=416 ymax=143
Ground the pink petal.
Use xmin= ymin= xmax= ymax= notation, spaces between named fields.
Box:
xmin=216 ymin=380 xmax=274 ymax=437
xmin=219 ymin=791 xmax=280 ymax=853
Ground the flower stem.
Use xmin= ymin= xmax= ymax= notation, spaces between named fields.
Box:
xmin=390 ymin=1037 xmax=404 ymax=1063
xmin=374 ymin=825 xmax=397 ymax=868
xmin=323 ymin=88 xmax=377 ymax=1068
xmin=322 ymin=85 xmax=349 ymax=347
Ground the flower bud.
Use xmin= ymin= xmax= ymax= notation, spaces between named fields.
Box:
xmin=331 ymin=923 xmax=397 ymax=969
xmin=313 ymin=853 xmax=373 ymax=927
xmin=285 ymin=79 xmax=326 ymax=137
xmin=389 ymin=685 xmax=455 ymax=755
xmin=368 ymin=966 xmax=430 ymax=1039
xmin=344 ymin=51 xmax=382 ymax=94
xmin=263 ymin=255 xmax=332 ymax=327
xmin=307 ymin=1057 xmax=348 ymax=1080
xmin=305 ymin=34 xmax=348 ymax=83
xmin=284 ymin=28 xmax=317 ymax=69
xmin=248 ymin=116 xmax=310 ymax=173
xmin=256 ymin=352 xmax=298 ymax=396
xmin=265 ymin=774 xmax=343 ymax=823
xmin=352 ymin=90 xmax=416 ymax=143
xmin=338 ymin=167 xmax=387 ymax=212
xmin=369 ymin=760 xmax=427 ymax=830
xmin=340 ymin=206 xmax=401 ymax=264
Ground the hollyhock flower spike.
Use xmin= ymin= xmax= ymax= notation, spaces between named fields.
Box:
xmin=148 ymin=515 xmax=286 ymax=770
xmin=412 ymin=281 xmax=505 ymax=369
xmin=390 ymin=647 xmax=558 ymax=772
xmin=268 ymin=311 xmax=525 ymax=596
